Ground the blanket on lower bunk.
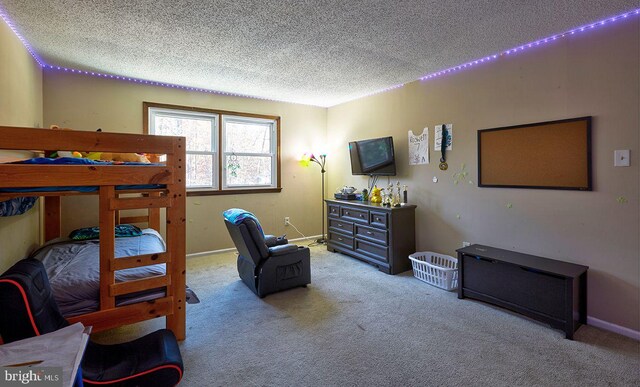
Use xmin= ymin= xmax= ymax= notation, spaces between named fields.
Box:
xmin=29 ymin=228 xmax=198 ymax=317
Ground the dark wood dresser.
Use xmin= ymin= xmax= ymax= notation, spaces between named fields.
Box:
xmin=325 ymin=199 xmax=416 ymax=274
xmin=457 ymin=244 xmax=588 ymax=339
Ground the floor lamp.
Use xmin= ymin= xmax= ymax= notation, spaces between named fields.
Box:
xmin=302 ymin=153 xmax=327 ymax=244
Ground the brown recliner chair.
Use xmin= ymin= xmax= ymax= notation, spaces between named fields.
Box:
xmin=223 ymin=209 xmax=311 ymax=298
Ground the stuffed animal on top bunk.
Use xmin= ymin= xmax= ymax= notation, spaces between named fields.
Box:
xmin=84 ymin=151 xmax=152 ymax=163
xmin=47 ymin=125 xmax=153 ymax=163
xmin=46 ymin=125 xmax=83 ymax=158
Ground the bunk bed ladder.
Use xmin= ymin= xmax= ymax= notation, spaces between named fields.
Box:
xmin=115 ymin=191 xmax=164 ymax=231
xmin=101 ymin=189 xmax=174 ymax=310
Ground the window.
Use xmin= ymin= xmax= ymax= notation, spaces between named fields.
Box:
xmin=149 ymin=107 xmax=218 ymax=189
xmin=145 ymin=102 xmax=280 ymax=195
xmin=222 ymin=115 xmax=277 ymax=189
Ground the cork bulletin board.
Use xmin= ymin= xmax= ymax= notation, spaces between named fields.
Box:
xmin=478 ymin=117 xmax=592 ymax=190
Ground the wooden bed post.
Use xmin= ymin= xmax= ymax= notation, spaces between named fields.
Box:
xmin=44 ymin=196 xmax=61 ymax=241
xmin=165 ymin=137 xmax=187 ymax=340
xmin=99 ymin=186 xmax=116 ymax=310
xmin=148 ymin=191 xmax=162 ymax=232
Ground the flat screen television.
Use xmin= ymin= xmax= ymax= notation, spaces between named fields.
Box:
xmin=478 ymin=116 xmax=592 ymax=190
xmin=349 ymin=136 xmax=396 ymax=176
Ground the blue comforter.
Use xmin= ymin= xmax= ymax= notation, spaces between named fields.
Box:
xmin=14 ymin=157 xmax=152 ymax=166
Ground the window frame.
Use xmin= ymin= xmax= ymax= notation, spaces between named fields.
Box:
xmin=148 ymin=106 xmax=219 ymax=189
xmin=143 ymin=102 xmax=281 ymax=196
xmin=221 ymin=115 xmax=278 ymax=190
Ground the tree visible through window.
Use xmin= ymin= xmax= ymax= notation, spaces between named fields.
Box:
xmin=145 ymin=103 xmax=280 ymax=193
xmin=223 ymin=117 xmax=275 ymax=188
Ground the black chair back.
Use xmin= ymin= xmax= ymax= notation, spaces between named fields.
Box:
xmin=224 ymin=219 xmax=269 ymax=265
xmin=0 ymin=258 xmax=185 ymax=387
xmin=0 ymin=258 xmax=69 ymax=343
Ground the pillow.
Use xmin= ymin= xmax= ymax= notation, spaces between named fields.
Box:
xmin=69 ymin=224 xmax=143 ymax=240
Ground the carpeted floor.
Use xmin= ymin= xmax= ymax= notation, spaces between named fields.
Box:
xmin=94 ymin=243 xmax=640 ymax=386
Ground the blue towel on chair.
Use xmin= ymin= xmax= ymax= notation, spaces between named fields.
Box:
xmin=223 ymin=208 xmax=264 ymax=236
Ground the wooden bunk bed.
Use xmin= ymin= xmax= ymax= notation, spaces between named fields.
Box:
xmin=0 ymin=126 xmax=186 ymax=340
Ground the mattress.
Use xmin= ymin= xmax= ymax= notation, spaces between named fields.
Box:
xmin=29 ymin=229 xmax=181 ymax=317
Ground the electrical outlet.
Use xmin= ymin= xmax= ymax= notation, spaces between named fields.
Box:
xmin=462 ymin=241 xmax=471 ymax=247
xmin=284 ymin=217 xmax=290 ymax=226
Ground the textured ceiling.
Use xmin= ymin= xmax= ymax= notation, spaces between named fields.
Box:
xmin=1 ymin=1 xmax=638 ymax=107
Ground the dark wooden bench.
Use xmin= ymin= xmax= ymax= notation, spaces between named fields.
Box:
xmin=457 ymin=244 xmax=588 ymax=339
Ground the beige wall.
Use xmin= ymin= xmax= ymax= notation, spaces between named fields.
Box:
xmin=10 ymin=11 xmax=638 ymax=332
xmin=43 ymin=73 xmax=327 ymax=254
xmin=327 ymin=20 xmax=639 ymax=331
xmin=0 ymin=19 xmax=43 ymax=272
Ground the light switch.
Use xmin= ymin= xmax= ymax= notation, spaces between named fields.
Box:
xmin=614 ymin=150 xmax=630 ymax=167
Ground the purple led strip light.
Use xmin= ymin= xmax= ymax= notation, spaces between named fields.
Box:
xmin=330 ymin=8 xmax=640 ymax=106
xmin=419 ymin=8 xmax=640 ymax=81
xmin=1 ymin=5 xmax=639 ymax=106
xmin=40 ymin=65 xmax=286 ymax=102
xmin=330 ymin=83 xmax=406 ymax=106
xmin=0 ymin=7 xmax=46 ymax=67
xmin=0 ymin=5 xmax=297 ymax=104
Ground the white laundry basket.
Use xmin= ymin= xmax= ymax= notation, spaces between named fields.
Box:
xmin=408 ymin=251 xmax=459 ymax=291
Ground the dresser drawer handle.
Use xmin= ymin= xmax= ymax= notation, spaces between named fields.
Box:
xmin=338 ymin=237 xmax=343 ymax=241
xmin=376 ymin=217 xmax=381 ymax=221
xmin=359 ymin=214 xmax=364 ymax=218
xmin=344 ymin=211 xmax=349 ymax=215
xmin=338 ymin=223 xmax=343 ymax=227
xmin=366 ymin=231 xmax=373 ymax=235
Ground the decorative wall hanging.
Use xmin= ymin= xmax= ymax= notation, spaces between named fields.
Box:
xmin=434 ymin=124 xmax=453 ymax=151
xmin=436 ymin=124 xmax=452 ymax=170
xmin=408 ymin=128 xmax=429 ymax=165
xmin=227 ymin=153 xmax=241 ymax=177
xmin=452 ymin=163 xmax=470 ymax=185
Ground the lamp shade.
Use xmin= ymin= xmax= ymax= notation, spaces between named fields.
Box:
xmin=299 ymin=153 xmax=312 ymax=167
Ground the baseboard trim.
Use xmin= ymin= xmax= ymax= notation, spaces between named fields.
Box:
xmin=187 ymin=235 xmax=322 ymax=259
xmin=187 ymin=247 xmax=236 ymax=258
xmin=287 ymin=234 xmax=322 ymax=244
xmin=587 ymin=316 xmax=640 ymax=341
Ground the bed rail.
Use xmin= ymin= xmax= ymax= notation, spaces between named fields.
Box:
xmin=0 ymin=126 xmax=175 ymax=154
xmin=0 ymin=165 xmax=173 ymax=187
